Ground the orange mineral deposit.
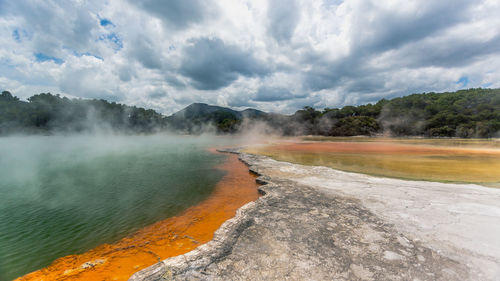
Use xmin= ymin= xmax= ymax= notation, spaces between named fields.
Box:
xmin=246 ymin=139 xmax=500 ymax=185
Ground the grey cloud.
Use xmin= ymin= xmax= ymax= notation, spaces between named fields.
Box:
xmin=148 ymin=90 xmax=167 ymax=99
xmin=164 ymin=74 xmax=186 ymax=89
xmin=302 ymin=0 xmax=475 ymax=94
xmin=253 ymin=86 xmax=306 ymax=102
xmin=0 ymin=1 xmax=7 ymax=15
xmin=133 ymin=0 xmax=216 ymax=29
xmin=129 ymin=36 xmax=162 ymax=69
xmin=69 ymin=9 xmax=96 ymax=49
xmin=286 ymin=94 xmax=322 ymax=110
xmin=179 ymin=37 xmax=269 ymax=90
xmin=343 ymin=76 xmax=386 ymax=94
xmin=267 ymin=0 xmax=300 ymax=43
xmin=227 ymin=95 xmax=257 ymax=108
xmin=118 ymin=66 xmax=134 ymax=82
xmin=351 ymin=0 xmax=473 ymax=54
xmin=5 ymin=0 xmax=98 ymax=55
xmin=323 ymin=0 xmax=344 ymax=8
xmin=303 ymin=58 xmax=363 ymax=92
xmin=58 ymin=68 xmax=122 ymax=102
xmin=390 ymin=34 xmax=500 ymax=69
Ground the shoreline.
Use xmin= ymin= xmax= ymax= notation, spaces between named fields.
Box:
xmin=16 ymin=151 xmax=259 ymax=281
xmin=130 ymin=149 xmax=500 ymax=280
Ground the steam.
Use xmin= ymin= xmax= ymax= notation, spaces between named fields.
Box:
xmin=0 ymin=92 xmax=165 ymax=136
xmin=377 ymin=106 xmax=426 ymax=137
xmin=0 ymin=134 xmax=239 ymax=205
xmin=234 ymin=118 xmax=283 ymax=145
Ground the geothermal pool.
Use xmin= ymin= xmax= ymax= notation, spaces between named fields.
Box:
xmin=0 ymin=135 xmax=258 ymax=281
xmin=246 ymin=137 xmax=500 ymax=186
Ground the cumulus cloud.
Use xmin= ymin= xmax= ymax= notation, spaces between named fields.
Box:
xmin=131 ymin=0 xmax=217 ymax=29
xmin=2 ymin=0 xmax=102 ymax=56
xmin=254 ymin=86 xmax=305 ymax=102
xmin=128 ymin=35 xmax=163 ymax=70
xmin=267 ymin=0 xmax=300 ymax=43
xmin=179 ymin=37 xmax=269 ymax=90
xmin=1 ymin=0 xmax=500 ymax=114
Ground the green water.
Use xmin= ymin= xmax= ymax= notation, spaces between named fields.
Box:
xmin=0 ymin=135 xmax=229 ymax=280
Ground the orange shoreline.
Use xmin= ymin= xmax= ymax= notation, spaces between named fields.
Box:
xmin=17 ymin=150 xmax=259 ymax=281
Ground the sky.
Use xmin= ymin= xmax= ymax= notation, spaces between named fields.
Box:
xmin=1 ymin=0 xmax=500 ymax=114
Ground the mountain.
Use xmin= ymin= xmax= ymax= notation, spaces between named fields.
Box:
xmin=241 ymin=108 xmax=267 ymax=118
xmin=170 ymin=103 xmax=242 ymax=119
xmin=165 ymin=103 xmax=268 ymax=133
xmin=169 ymin=103 xmax=266 ymax=119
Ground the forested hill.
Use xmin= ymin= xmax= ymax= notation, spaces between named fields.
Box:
xmin=1 ymin=88 xmax=499 ymax=137
xmin=165 ymin=103 xmax=266 ymax=133
xmin=281 ymin=88 xmax=500 ymax=138
xmin=0 ymin=91 xmax=164 ymax=134
xmin=381 ymin=88 xmax=500 ymax=137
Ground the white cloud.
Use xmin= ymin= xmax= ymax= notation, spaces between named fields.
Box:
xmin=1 ymin=0 xmax=499 ymax=114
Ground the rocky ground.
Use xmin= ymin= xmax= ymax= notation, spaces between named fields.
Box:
xmin=129 ymin=150 xmax=500 ymax=281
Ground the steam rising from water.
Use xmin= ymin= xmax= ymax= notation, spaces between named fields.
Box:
xmin=0 ymin=134 xmax=236 ymax=280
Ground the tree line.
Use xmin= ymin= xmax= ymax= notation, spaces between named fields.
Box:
xmin=219 ymin=88 xmax=499 ymax=138
xmin=277 ymin=88 xmax=500 ymax=138
xmin=1 ymin=88 xmax=499 ymax=137
xmin=0 ymin=91 xmax=164 ymax=134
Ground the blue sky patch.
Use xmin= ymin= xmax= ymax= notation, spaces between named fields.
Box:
xmin=99 ymin=32 xmax=123 ymax=50
xmin=12 ymin=28 xmax=30 ymax=42
xmin=74 ymin=51 xmax=104 ymax=61
xmin=100 ymin=18 xmax=114 ymax=27
xmin=12 ymin=29 xmax=21 ymax=42
xmin=34 ymin=53 xmax=64 ymax=64
xmin=456 ymin=76 xmax=469 ymax=87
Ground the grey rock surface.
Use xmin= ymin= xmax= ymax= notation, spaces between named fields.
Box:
xmin=129 ymin=151 xmax=479 ymax=281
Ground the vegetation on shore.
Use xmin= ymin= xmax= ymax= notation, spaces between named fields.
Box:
xmin=0 ymin=91 xmax=164 ymax=134
xmin=1 ymin=88 xmax=499 ymax=137
xmin=275 ymin=88 xmax=500 ymax=138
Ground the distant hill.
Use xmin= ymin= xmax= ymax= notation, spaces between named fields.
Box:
xmin=169 ymin=103 xmax=266 ymax=119
xmin=240 ymin=108 xmax=268 ymax=118
xmin=170 ymin=103 xmax=241 ymax=119
xmin=165 ymin=103 xmax=267 ymax=133
xmin=1 ymin=88 xmax=499 ymax=137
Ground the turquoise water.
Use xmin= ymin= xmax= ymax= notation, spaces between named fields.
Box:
xmin=0 ymin=135 xmax=229 ymax=280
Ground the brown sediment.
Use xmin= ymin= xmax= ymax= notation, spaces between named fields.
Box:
xmin=16 ymin=150 xmax=259 ymax=281
xmin=246 ymin=140 xmax=500 ymax=184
